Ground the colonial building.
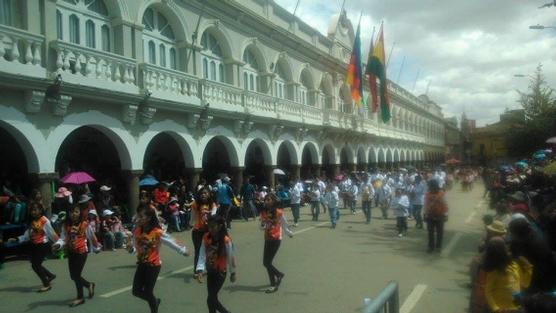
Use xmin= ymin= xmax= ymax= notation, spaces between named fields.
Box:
xmin=471 ymin=110 xmax=524 ymax=166
xmin=443 ymin=116 xmax=463 ymax=161
xmin=0 ymin=0 xmax=446 ymax=213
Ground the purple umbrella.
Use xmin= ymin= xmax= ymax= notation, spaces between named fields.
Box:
xmin=60 ymin=171 xmax=96 ymax=185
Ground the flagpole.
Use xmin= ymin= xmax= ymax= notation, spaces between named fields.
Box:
xmin=396 ymin=55 xmax=405 ymax=83
xmin=386 ymin=41 xmax=396 ymax=70
xmin=412 ymin=69 xmax=420 ymax=92
xmin=425 ymin=80 xmax=432 ymax=95
xmin=289 ymin=0 xmax=301 ymax=32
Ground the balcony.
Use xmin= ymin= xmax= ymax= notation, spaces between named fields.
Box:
xmin=199 ymin=79 xmax=244 ymax=113
xmin=139 ymin=63 xmax=200 ymax=106
xmin=244 ymin=91 xmax=276 ymax=119
xmin=0 ymin=24 xmax=46 ymax=78
xmin=51 ymin=40 xmax=139 ymax=94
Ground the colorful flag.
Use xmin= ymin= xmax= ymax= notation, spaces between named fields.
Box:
xmin=365 ymin=22 xmax=390 ymax=122
xmin=366 ymin=30 xmax=378 ymax=113
xmin=346 ymin=23 xmax=364 ymax=111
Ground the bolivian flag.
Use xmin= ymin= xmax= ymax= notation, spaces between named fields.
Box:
xmin=346 ymin=23 xmax=364 ymax=111
xmin=365 ymin=22 xmax=390 ymax=122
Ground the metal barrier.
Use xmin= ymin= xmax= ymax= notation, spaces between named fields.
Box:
xmin=362 ymin=281 xmax=400 ymax=313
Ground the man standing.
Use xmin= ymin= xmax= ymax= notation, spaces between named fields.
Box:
xmin=409 ymin=175 xmax=427 ymax=229
xmin=239 ymin=177 xmax=257 ymax=221
xmin=216 ymin=177 xmax=234 ymax=229
xmin=289 ymin=178 xmax=302 ymax=227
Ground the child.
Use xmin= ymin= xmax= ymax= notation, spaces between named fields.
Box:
xmin=191 ymin=187 xmax=218 ymax=280
xmin=323 ymin=184 xmax=340 ymax=228
xmin=390 ymin=188 xmax=410 ymax=237
xmin=484 ymin=237 xmax=532 ymax=313
xmin=8 ymin=201 xmax=59 ymax=292
xmin=260 ymin=193 xmax=293 ymax=293
xmin=52 ymin=204 xmax=101 ymax=307
xmin=131 ymin=204 xmax=189 ymax=313
xmin=196 ymin=215 xmax=237 ymax=313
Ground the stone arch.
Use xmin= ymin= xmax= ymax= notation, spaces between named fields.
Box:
xmin=48 ymin=111 xmax=134 ymax=171
xmin=243 ymin=137 xmax=273 ymax=185
xmin=0 ymin=107 xmax=43 ymax=173
xmin=276 ymin=140 xmax=299 ymax=178
xmin=298 ymin=65 xmax=316 ymax=89
xmin=136 ymin=0 xmax=190 ymax=43
xmin=240 ymin=39 xmax=268 ymax=71
xmin=377 ymin=148 xmax=386 ymax=165
xmin=368 ymin=147 xmax=378 ymax=166
xmin=340 ymin=145 xmax=355 ymax=172
xmin=394 ymin=149 xmax=400 ymax=163
xmin=272 ymin=52 xmax=294 ymax=82
xmin=321 ymin=143 xmax=336 ymax=178
xmin=197 ymin=22 xmax=234 ymax=59
xmin=201 ymin=133 xmax=241 ymax=182
xmin=300 ymin=141 xmax=319 ymax=179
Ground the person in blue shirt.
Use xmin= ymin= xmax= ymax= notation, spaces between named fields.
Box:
xmin=216 ymin=177 xmax=234 ymax=229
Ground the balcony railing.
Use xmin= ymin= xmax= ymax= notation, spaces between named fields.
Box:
xmin=139 ymin=63 xmax=199 ymax=104
xmin=0 ymin=24 xmax=45 ymax=77
xmin=51 ymin=40 xmax=138 ymax=93
xmin=199 ymin=79 xmax=244 ymax=112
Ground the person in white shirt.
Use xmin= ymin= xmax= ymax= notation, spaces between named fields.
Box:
xmin=377 ymin=181 xmax=392 ymax=219
xmin=289 ymin=179 xmax=302 ymax=226
xmin=361 ymin=183 xmax=375 ymax=224
xmin=323 ymin=184 xmax=340 ymax=228
xmin=317 ymin=177 xmax=327 ymax=214
xmin=390 ymin=188 xmax=410 ymax=237
xmin=409 ymin=175 xmax=427 ymax=229
xmin=348 ymin=182 xmax=359 ymax=214
xmin=309 ymin=183 xmax=321 ymax=221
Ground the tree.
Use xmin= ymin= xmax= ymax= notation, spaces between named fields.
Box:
xmin=506 ymin=64 xmax=556 ymax=157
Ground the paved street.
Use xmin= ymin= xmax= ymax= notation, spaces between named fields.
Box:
xmin=0 ymin=183 xmax=487 ymax=313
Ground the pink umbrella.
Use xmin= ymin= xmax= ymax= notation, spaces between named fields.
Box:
xmin=334 ymin=174 xmax=344 ymax=181
xmin=60 ymin=171 xmax=96 ymax=184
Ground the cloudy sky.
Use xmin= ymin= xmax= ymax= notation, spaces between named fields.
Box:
xmin=274 ymin=0 xmax=556 ymax=126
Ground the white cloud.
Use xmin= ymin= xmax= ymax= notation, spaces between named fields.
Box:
xmin=275 ymin=0 xmax=556 ymax=126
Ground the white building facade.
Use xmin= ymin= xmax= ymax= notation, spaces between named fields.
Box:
xmin=0 ymin=0 xmax=445 ymax=212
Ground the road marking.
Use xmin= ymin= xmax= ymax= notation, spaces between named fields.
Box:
xmin=400 ymin=284 xmax=427 ymax=313
xmin=100 ymin=265 xmax=194 ymax=298
xmin=101 ymin=221 xmax=329 ymax=298
xmin=441 ymin=233 xmax=463 ymax=257
xmin=293 ymin=222 xmax=329 ymax=235
xmin=465 ymin=211 xmax=477 ymax=224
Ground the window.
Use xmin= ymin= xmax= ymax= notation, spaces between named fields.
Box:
xmin=56 ymin=10 xmax=63 ymax=40
xmin=201 ymin=32 xmax=226 ymax=83
xmin=101 ymin=25 xmax=110 ymax=52
xmin=203 ymin=59 xmax=208 ymax=78
xmin=249 ymin=74 xmax=254 ymax=91
xmin=0 ymin=0 xmax=11 ymax=26
xmin=169 ymin=48 xmax=177 ymax=70
xmin=85 ymin=20 xmax=95 ymax=48
xmin=142 ymin=7 xmax=178 ymax=69
xmin=57 ymin=0 xmax=112 ymax=52
xmin=242 ymin=48 xmax=261 ymax=92
xmin=243 ymin=72 xmax=248 ymax=90
xmin=69 ymin=14 xmax=80 ymax=44
xmin=159 ymin=44 xmax=166 ymax=67
xmin=148 ymin=41 xmax=156 ymax=64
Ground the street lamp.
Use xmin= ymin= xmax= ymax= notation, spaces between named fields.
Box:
xmin=529 ymin=24 xmax=556 ymax=30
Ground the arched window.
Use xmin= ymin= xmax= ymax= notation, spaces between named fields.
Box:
xmin=299 ymin=70 xmax=313 ymax=105
xmin=85 ymin=20 xmax=95 ymax=48
xmin=142 ymin=7 xmax=179 ymax=70
xmin=0 ymin=0 xmax=13 ymax=26
xmin=201 ymin=32 xmax=226 ymax=83
xmin=101 ymin=24 xmax=110 ymax=52
xmin=57 ymin=0 xmax=112 ymax=52
xmin=274 ymin=63 xmax=287 ymax=100
xmin=203 ymin=59 xmax=208 ymax=78
xmin=242 ymin=48 xmax=261 ymax=92
xmin=69 ymin=14 xmax=80 ymax=44
xmin=243 ymin=72 xmax=248 ymax=90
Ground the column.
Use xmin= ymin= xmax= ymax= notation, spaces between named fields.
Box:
xmin=349 ymin=163 xmax=357 ymax=172
xmin=333 ymin=164 xmax=341 ymax=177
xmin=313 ymin=164 xmax=322 ymax=178
xmin=265 ymin=165 xmax=276 ymax=190
xmin=231 ymin=167 xmax=244 ymax=192
xmin=124 ymin=170 xmax=142 ymax=216
xmin=187 ymin=168 xmax=203 ymax=192
xmin=36 ymin=173 xmax=58 ymax=216
xmin=113 ymin=21 xmax=136 ymax=58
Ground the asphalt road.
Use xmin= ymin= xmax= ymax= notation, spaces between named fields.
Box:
xmin=0 ymin=183 xmax=487 ymax=313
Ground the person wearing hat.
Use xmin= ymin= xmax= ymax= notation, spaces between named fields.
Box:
xmin=78 ymin=194 xmax=96 ymax=221
xmin=390 ymin=187 xmax=410 ymax=237
xmin=100 ymin=209 xmax=117 ymax=251
xmin=97 ymin=185 xmax=115 ymax=213
xmin=215 ymin=177 xmax=235 ymax=229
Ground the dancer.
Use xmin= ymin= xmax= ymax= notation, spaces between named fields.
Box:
xmin=191 ymin=186 xmax=218 ymax=282
xmin=52 ymin=204 xmax=100 ymax=307
xmin=424 ymin=179 xmax=448 ymax=253
xmin=260 ymin=193 xmax=293 ymax=293
xmin=131 ymin=204 xmax=189 ymax=313
xmin=323 ymin=184 xmax=340 ymax=229
xmin=8 ymin=201 xmax=59 ymax=292
xmin=196 ymin=215 xmax=237 ymax=313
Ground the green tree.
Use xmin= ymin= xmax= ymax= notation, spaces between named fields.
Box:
xmin=506 ymin=64 xmax=556 ymax=157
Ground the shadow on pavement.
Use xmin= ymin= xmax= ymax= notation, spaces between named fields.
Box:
xmin=26 ymin=299 xmax=70 ymax=311
xmin=0 ymin=286 xmax=34 ymax=293
xmin=225 ymin=284 xmax=269 ymax=293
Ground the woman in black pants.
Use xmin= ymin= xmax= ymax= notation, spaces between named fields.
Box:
xmin=191 ymin=187 xmax=217 ymax=282
xmin=196 ymin=215 xmax=236 ymax=313
xmin=131 ymin=204 xmax=189 ymax=313
xmin=424 ymin=179 xmax=448 ymax=253
xmin=53 ymin=204 xmax=100 ymax=307
xmin=9 ymin=201 xmax=59 ymax=292
xmin=260 ymin=193 xmax=293 ymax=293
